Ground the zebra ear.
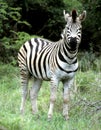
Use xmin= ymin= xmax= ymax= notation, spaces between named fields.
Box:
xmin=63 ymin=10 xmax=69 ymax=22
xmin=79 ymin=10 xmax=86 ymax=22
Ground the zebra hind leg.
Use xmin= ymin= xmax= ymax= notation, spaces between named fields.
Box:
xmin=30 ymin=79 xmax=42 ymax=115
xmin=20 ymin=69 xmax=29 ymax=114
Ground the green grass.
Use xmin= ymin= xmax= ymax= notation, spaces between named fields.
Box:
xmin=0 ymin=63 xmax=101 ymax=130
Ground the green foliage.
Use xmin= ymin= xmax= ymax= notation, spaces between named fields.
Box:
xmin=0 ymin=63 xmax=101 ymax=130
xmin=23 ymin=0 xmax=82 ymax=40
xmin=0 ymin=1 xmax=21 ymax=37
xmin=25 ymin=0 xmax=66 ymax=40
xmin=78 ymin=51 xmax=101 ymax=72
xmin=0 ymin=0 xmax=101 ymax=64
xmin=63 ymin=0 xmax=82 ymax=11
xmin=79 ymin=0 xmax=101 ymax=52
xmin=0 ymin=0 xmax=30 ymax=63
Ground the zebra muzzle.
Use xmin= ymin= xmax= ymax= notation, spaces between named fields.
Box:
xmin=69 ymin=37 xmax=78 ymax=50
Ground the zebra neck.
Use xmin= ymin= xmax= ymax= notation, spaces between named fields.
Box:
xmin=62 ymin=39 xmax=78 ymax=59
xmin=64 ymin=39 xmax=78 ymax=53
xmin=56 ymin=39 xmax=77 ymax=65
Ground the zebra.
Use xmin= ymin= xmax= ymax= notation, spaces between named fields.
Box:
xmin=18 ymin=10 xmax=86 ymax=120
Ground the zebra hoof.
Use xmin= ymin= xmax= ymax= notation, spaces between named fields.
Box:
xmin=47 ymin=117 xmax=52 ymax=122
xmin=64 ymin=115 xmax=69 ymax=121
xmin=32 ymin=111 xmax=37 ymax=114
xmin=20 ymin=108 xmax=24 ymax=115
xmin=48 ymin=114 xmax=52 ymax=121
xmin=32 ymin=112 xmax=40 ymax=119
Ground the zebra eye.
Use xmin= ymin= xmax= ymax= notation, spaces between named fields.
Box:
xmin=67 ymin=27 xmax=69 ymax=30
xmin=67 ymin=34 xmax=69 ymax=37
xmin=77 ymin=27 xmax=82 ymax=32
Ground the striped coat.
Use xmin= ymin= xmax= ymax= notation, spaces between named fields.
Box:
xmin=18 ymin=10 xmax=86 ymax=120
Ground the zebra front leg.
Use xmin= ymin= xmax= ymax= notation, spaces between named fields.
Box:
xmin=48 ymin=78 xmax=58 ymax=120
xmin=30 ymin=79 xmax=42 ymax=114
xmin=62 ymin=79 xmax=74 ymax=120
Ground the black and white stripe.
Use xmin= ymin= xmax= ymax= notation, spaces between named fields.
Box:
xmin=18 ymin=10 xmax=86 ymax=120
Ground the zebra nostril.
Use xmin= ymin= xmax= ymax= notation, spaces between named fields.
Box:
xmin=70 ymin=37 xmax=77 ymax=44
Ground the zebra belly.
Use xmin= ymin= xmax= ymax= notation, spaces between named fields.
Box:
xmin=27 ymin=54 xmax=78 ymax=80
xmin=30 ymin=68 xmax=51 ymax=80
xmin=29 ymin=66 xmax=76 ymax=81
xmin=27 ymin=56 xmax=75 ymax=81
xmin=27 ymin=57 xmax=51 ymax=80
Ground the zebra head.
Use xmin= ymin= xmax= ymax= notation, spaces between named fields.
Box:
xmin=62 ymin=10 xmax=86 ymax=51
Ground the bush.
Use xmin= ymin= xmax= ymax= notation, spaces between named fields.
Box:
xmin=0 ymin=0 xmax=30 ymax=63
xmin=78 ymin=51 xmax=101 ymax=72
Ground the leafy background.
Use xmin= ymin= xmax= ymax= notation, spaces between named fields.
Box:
xmin=0 ymin=0 xmax=101 ymax=63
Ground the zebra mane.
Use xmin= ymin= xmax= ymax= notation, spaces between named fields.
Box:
xmin=72 ymin=10 xmax=77 ymax=23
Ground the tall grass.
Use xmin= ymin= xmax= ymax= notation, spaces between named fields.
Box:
xmin=0 ymin=53 xmax=101 ymax=130
xmin=78 ymin=51 xmax=101 ymax=71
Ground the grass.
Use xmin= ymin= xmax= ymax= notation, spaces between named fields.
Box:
xmin=0 ymin=61 xmax=101 ymax=130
